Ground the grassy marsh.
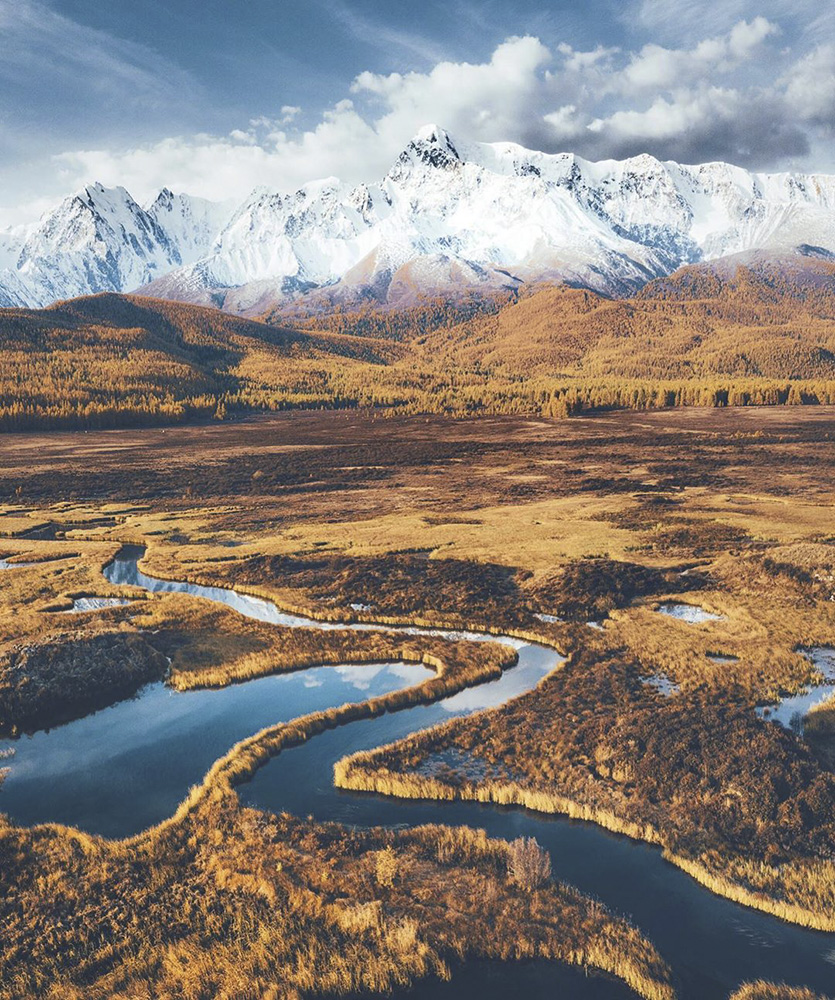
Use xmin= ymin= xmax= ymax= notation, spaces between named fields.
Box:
xmin=2 ymin=407 xmax=835 ymax=994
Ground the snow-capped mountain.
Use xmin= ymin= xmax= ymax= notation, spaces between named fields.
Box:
xmin=0 ymin=185 xmax=228 ymax=308
xmin=146 ymin=189 xmax=233 ymax=270
xmin=3 ymin=125 xmax=835 ymax=312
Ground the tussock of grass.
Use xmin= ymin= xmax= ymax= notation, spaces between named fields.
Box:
xmin=805 ymin=693 xmax=835 ymax=768
xmin=729 ymin=983 xmax=833 ymax=1000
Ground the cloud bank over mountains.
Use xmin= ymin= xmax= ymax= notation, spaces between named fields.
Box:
xmin=1 ymin=1 xmax=834 ymax=223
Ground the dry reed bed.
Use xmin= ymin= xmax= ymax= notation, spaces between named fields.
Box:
xmin=0 ymin=811 xmax=677 ymax=1000
xmin=0 ymin=538 xmax=129 ymax=646
xmin=805 ymin=694 xmax=835 ymax=769
xmin=335 ymin=751 xmax=664 ymax=846
xmin=130 ymin=542 xmax=584 ymax=666
xmin=333 ymin=635 xmax=835 ymax=934
xmin=0 ymin=594 xmax=677 ymax=1000
xmin=131 ymin=637 xmax=518 ymax=847
xmin=0 ymin=540 xmax=171 ymax=735
xmin=134 ymin=538 xmax=835 ymax=934
xmin=605 ymin=585 xmax=835 ymax=701
xmin=3 ymin=413 xmax=835 ymax=997
xmin=1 ymin=618 xmax=520 ymax=844
xmin=120 ymin=588 xmax=496 ymax=694
xmin=6 ymin=500 xmax=835 ymax=976
xmin=336 ymin=743 xmax=835 ymax=932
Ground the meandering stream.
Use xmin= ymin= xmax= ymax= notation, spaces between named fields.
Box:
xmin=2 ymin=546 xmax=834 ymax=1000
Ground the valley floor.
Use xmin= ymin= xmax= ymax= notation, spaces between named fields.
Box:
xmin=1 ymin=407 xmax=834 ymax=999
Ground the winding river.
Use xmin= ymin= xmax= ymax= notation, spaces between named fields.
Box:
xmin=2 ymin=546 xmax=834 ymax=1000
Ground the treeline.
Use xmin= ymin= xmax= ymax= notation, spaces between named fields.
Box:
xmin=540 ymin=379 xmax=835 ymax=417
xmin=4 ymin=371 xmax=835 ymax=433
xmin=327 ymin=370 xmax=835 ymax=420
xmin=0 ymin=392 xmax=360 ymax=432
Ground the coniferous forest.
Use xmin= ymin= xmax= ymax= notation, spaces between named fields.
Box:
xmin=4 ymin=262 xmax=835 ymax=431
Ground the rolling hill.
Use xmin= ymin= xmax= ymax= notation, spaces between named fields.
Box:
xmin=414 ymin=255 xmax=835 ymax=381
xmin=0 ymin=294 xmax=400 ymax=430
xmin=2 ymin=259 xmax=835 ymax=430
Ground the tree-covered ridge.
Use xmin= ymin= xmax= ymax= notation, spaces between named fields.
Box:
xmin=414 ymin=260 xmax=835 ymax=381
xmin=0 ymin=294 xmax=398 ymax=429
xmin=3 ymin=260 xmax=835 ymax=430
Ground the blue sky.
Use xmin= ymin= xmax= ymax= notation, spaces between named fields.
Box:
xmin=1 ymin=0 xmax=833 ymax=223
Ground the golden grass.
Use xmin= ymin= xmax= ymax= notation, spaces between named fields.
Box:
xmin=125 ymin=591 xmax=497 ymax=693
xmin=0 ymin=810 xmax=677 ymax=1000
xmin=604 ymin=587 xmax=834 ymax=699
xmin=0 ymin=570 xmax=675 ymax=1000
xmin=335 ymin=740 xmax=835 ymax=933
xmin=667 ymin=854 xmax=835 ymax=933
xmin=683 ymin=494 xmax=835 ymax=547
xmin=335 ymin=753 xmax=664 ymax=846
xmin=729 ymin=983 xmax=833 ymax=1000
xmin=254 ymin=494 xmax=640 ymax=577
xmin=805 ymin=692 xmax=835 ymax=769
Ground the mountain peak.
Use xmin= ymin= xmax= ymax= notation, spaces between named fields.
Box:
xmin=151 ymin=188 xmax=176 ymax=209
xmin=412 ymin=123 xmax=455 ymax=146
xmin=75 ymin=183 xmax=141 ymax=221
xmin=396 ymin=124 xmax=461 ymax=171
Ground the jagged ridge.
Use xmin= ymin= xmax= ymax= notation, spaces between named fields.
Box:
xmin=3 ymin=125 xmax=835 ymax=312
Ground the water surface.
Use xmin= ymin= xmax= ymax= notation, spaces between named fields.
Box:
xmin=758 ymin=646 xmax=835 ymax=733
xmin=657 ymin=603 xmax=724 ymax=624
xmin=2 ymin=547 xmax=834 ymax=1000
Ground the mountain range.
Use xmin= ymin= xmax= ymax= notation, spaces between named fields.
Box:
xmin=3 ymin=125 xmax=835 ymax=314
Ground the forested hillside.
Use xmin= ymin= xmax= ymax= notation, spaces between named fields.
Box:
xmin=0 ymin=295 xmax=399 ymax=430
xmin=413 ymin=260 xmax=835 ymax=381
xmin=3 ymin=260 xmax=835 ymax=430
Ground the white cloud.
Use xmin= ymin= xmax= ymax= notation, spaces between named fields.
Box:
xmin=352 ymin=35 xmax=553 ymax=145
xmin=543 ymin=105 xmax=581 ymax=139
xmin=782 ymin=44 xmax=835 ymax=128
xmin=727 ymin=17 xmax=778 ymax=59
xmin=557 ymin=43 xmax=618 ymax=73
xmin=53 ymin=103 xmax=382 ymax=206
xmin=50 ymin=36 xmax=559 ymax=207
xmin=3 ymin=24 xmax=833 ymax=226
xmin=620 ymin=18 xmax=778 ymax=92
xmin=590 ymin=89 xmax=735 ymax=139
xmin=586 ymin=86 xmax=809 ymax=164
